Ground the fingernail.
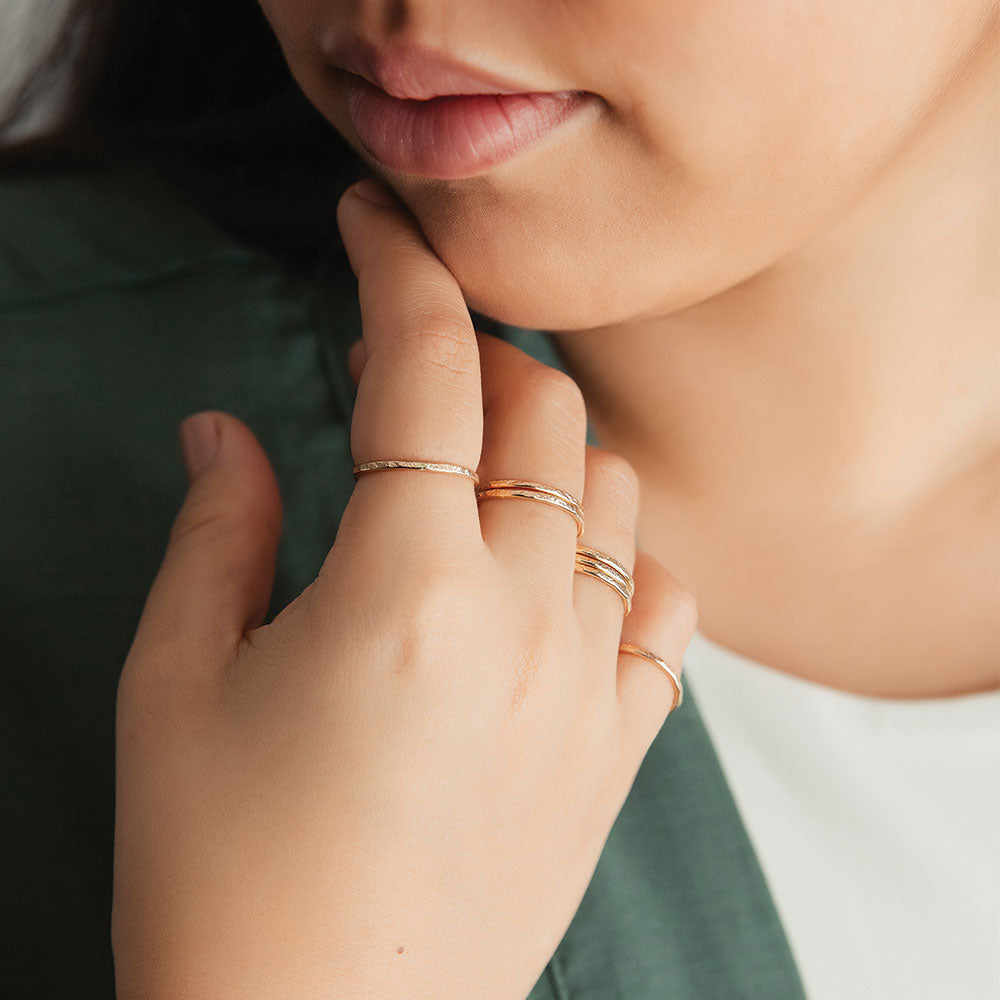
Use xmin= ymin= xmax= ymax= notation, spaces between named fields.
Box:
xmin=179 ymin=412 xmax=220 ymax=483
xmin=347 ymin=178 xmax=398 ymax=207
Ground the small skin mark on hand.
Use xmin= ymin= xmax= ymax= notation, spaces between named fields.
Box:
xmin=511 ymin=649 xmax=542 ymax=712
xmin=397 ymin=946 xmax=405 ymax=954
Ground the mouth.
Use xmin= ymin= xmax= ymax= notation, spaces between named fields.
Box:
xmin=344 ymin=74 xmax=595 ymax=180
xmin=325 ymin=39 xmax=596 ymax=179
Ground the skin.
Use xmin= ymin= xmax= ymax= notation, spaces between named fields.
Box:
xmin=262 ymin=0 xmax=999 ymax=696
xmin=113 ymin=187 xmax=695 ymax=998
xmin=113 ymin=2 xmax=997 ymax=994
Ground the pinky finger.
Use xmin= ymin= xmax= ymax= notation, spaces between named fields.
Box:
xmin=615 ymin=550 xmax=699 ymax=762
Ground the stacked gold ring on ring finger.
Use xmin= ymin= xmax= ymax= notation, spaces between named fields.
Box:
xmin=574 ymin=545 xmax=635 ymax=616
xmin=475 ymin=479 xmax=585 ymax=537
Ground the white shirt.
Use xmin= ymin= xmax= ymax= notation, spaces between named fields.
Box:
xmin=681 ymin=628 xmax=1000 ymax=1000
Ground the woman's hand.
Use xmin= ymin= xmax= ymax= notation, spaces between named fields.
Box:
xmin=111 ymin=179 xmax=698 ymax=1000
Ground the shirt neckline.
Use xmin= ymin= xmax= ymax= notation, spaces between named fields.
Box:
xmin=685 ymin=628 xmax=1000 ymax=733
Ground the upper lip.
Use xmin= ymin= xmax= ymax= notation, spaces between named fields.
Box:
xmin=327 ymin=37 xmax=537 ymax=100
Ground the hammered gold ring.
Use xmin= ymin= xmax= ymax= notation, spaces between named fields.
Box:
xmin=475 ymin=479 xmax=585 ymax=537
xmin=618 ymin=643 xmax=684 ymax=712
xmin=352 ymin=459 xmax=480 ymax=485
xmin=573 ymin=545 xmax=635 ymax=616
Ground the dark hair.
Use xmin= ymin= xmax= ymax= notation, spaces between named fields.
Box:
xmin=1 ymin=0 xmax=370 ymax=269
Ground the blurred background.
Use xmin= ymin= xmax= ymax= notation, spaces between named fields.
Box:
xmin=0 ymin=0 xmax=77 ymax=141
xmin=0 ymin=0 xmax=368 ymax=270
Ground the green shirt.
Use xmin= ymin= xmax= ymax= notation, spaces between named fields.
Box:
xmin=0 ymin=167 xmax=806 ymax=999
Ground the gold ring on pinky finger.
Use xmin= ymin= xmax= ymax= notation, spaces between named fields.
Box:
xmin=352 ymin=460 xmax=480 ymax=485
xmin=573 ymin=547 xmax=635 ymax=616
xmin=618 ymin=643 xmax=684 ymax=713
xmin=475 ymin=480 xmax=585 ymax=537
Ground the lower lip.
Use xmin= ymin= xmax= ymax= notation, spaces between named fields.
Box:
xmin=346 ymin=75 xmax=593 ymax=179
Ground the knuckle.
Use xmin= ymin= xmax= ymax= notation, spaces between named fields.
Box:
xmin=385 ymin=560 xmax=469 ymax=671
xmin=664 ymin=582 xmax=699 ymax=636
xmin=591 ymin=451 xmax=640 ymax=505
xmin=395 ymin=307 xmax=479 ymax=381
xmin=168 ymin=496 xmax=237 ymax=549
xmin=526 ymin=367 xmax=588 ymax=437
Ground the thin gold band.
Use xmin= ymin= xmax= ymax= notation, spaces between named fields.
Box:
xmin=476 ymin=479 xmax=582 ymax=509
xmin=618 ymin=643 xmax=684 ymax=712
xmin=573 ymin=547 xmax=635 ymax=616
xmin=575 ymin=545 xmax=633 ymax=583
xmin=475 ymin=479 xmax=585 ymax=537
xmin=352 ymin=462 xmax=677 ymax=717
xmin=353 ymin=460 xmax=480 ymax=485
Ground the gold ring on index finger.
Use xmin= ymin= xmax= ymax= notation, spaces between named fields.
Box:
xmin=353 ymin=459 xmax=480 ymax=485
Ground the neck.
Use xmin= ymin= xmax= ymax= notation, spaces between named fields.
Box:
xmin=550 ymin=55 xmax=998 ymax=697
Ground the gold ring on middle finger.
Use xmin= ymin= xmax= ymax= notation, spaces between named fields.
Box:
xmin=475 ymin=479 xmax=585 ymax=537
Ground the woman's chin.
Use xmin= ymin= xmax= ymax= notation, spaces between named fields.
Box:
xmin=433 ymin=245 xmax=703 ymax=334
xmin=462 ymin=288 xmax=598 ymax=333
xmin=422 ymin=233 xmax=631 ymax=332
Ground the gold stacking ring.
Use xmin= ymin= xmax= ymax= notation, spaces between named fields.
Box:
xmin=573 ymin=545 xmax=635 ymax=616
xmin=353 ymin=459 xmax=480 ymax=485
xmin=475 ymin=479 xmax=585 ymax=537
xmin=618 ymin=643 xmax=684 ymax=712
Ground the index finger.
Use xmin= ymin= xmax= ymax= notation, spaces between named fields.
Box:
xmin=336 ymin=180 xmax=484 ymax=536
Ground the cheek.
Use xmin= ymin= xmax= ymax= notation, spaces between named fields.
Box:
xmin=431 ymin=0 xmax=993 ymax=330
xmin=261 ymin=0 xmax=995 ymax=331
xmin=257 ymin=0 xmax=822 ymax=328
xmin=406 ymin=116 xmax=704 ymax=331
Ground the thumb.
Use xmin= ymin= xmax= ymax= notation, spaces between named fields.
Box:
xmin=132 ymin=411 xmax=283 ymax=668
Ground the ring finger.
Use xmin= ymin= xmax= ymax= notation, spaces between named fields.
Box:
xmin=572 ymin=445 xmax=640 ymax=690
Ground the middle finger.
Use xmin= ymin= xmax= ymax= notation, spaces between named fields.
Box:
xmin=476 ymin=332 xmax=588 ymax=570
